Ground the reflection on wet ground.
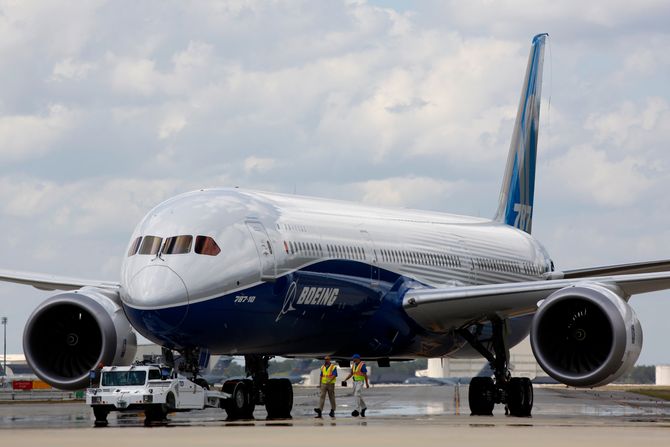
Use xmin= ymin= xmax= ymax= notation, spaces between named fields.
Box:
xmin=1 ymin=385 xmax=670 ymax=429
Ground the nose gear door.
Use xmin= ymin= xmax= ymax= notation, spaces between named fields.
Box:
xmin=246 ymin=220 xmax=277 ymax=281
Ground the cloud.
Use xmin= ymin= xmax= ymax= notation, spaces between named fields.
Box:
xmin=244 ymin=156 xmax=277 ymax=174
xmin=422 ymin=0 xmax=670 ymax=37
xmin=354 ymin=176 xmax=464 ymax=208
xmin=544 ymin=145 xmax=653 ymax=206
xmin=0 ymin=176 xmax=188 ymax=234
xmin=0 ymin=105 xmax=76 ymax=163
xmin=585 ymin=97 xmax=670 ymax=149
xmin=158 ymin=114 xmax=187 ymax=139
xmin=172 ymin=41 xmax=214 ymax=72
xmin=110 ymin=57 xmax=161 ymax=96
xmin=49 ymin=58 xmax=96 ymax=82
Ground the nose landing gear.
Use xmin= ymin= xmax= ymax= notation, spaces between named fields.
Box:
xmin=459 ymin=318 xmax=534 ymax=417
xmin=171 ymin=349 xmax=294 ymax=421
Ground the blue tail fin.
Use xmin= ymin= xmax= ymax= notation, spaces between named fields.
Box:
xmin=494 ymin=33 xmax=548 ymax=234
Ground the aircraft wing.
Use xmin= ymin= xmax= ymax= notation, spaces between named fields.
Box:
xmin=402 ymin=271 xmax=670 ymax=332
xmin=562 ymin=259 xmax=670 ymax=278
xmin=0 ymin=268 xmax=120 ymax=291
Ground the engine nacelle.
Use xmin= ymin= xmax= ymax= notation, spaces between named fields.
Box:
xmin=23 ymin=287 xmax=137 ymax=390
xmin=530 ymin=283 xmax=642 ymax=387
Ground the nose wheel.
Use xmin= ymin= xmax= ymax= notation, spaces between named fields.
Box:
xmin=459 ymin=318 xmax=534 ymax=417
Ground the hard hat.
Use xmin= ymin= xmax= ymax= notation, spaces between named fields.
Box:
xmin=352 ymin=354 xmax=361 ymax=359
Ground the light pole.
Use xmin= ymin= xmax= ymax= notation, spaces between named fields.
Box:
xmin=1 ymin=317 xmax=6 ymax=386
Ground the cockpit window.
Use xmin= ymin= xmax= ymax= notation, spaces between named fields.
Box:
xmin=163 ymin=235 xmax=193 ymax=255
xmin=127 ymin=237 xmax=142 ymax=257
xmin=138 ymin=236 xmax=162 ymax=255
xmin=195 ymin=236 xmax=221 ymax=256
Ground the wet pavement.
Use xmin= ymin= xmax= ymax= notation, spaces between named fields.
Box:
xmin=2 ymin=386 xmax=670 ymax=447
xmin=1 ymin=384 xmax=670 ymax=429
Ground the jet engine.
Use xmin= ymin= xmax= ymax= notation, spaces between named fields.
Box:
xmin=23 ymin=287 xmax=137 ymax=390
xmin=530 ymin=283 xmax=641 ymax=387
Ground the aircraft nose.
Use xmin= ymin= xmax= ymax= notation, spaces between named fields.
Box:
xmin=126 ymin=265 xmax=189 ymax=310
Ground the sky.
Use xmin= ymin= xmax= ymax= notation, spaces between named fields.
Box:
xmin=0 ymin=0 xmax=669 ymax=364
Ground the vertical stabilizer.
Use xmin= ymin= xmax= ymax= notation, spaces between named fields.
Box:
xmin=494 ymin=33 xmax=548 ymax=233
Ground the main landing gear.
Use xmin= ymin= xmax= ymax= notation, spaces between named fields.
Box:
xmin=458 ymin=319 xmax=533 ymax=417
xmin=222 ymin=355 xmax=293 ymax=420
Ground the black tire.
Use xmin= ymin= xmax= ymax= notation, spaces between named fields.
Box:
xmin=265 ymin=378 xmax=293 ymax=419
xmin=506 ymin=377 xmax=533 ymax=417
xmin=144 ymin=403 xmax=168 ymax=424
xmin=165 ymin=392 xmax=176 ymax=412
xmin=144 ymin=407 xmax=165 ymax=424
xmin=468 ymin=377 xmax=495 ymax=416
xmin=93 ymin=407 xmax=109 ymax=427
xmin=223 ymin=380 xmax=254 ymax=420
xmin=144 ymin=392 xmax=174 ymax=424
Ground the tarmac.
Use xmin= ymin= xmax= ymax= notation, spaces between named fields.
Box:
xmin=2 ymin=384 xmax=670 ymax=446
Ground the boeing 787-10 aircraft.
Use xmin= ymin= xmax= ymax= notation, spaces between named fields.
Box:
xmin=2 ymin=34 xmax=669 ymax=419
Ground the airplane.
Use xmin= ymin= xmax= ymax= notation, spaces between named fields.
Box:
xmin=2 ymin=33 xmax=670 ymax=419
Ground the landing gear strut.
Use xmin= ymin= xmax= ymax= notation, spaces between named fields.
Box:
xmin=172 ymin=347 xmax=212 ymax=390
xmin=222 ymin=355 xmax=293 ymax=420
xmin=458 ymin=319 xmax=533 ymax=417
xmin=176 ymin=347 xmax=203 ymax=382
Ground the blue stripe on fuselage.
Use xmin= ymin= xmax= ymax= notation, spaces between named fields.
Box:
xmin=123 ymin=260 xmax=446 ymax=357
xmin=122 ymin=259 xmax=533 ymax=359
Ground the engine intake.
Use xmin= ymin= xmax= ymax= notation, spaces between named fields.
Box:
xmin=23 ymin=288 xmax=137 ymax=390
xmin=530 ymin=284 xmax=641 ymax=387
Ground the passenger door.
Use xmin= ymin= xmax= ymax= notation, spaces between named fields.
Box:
xmin=360 ymin=230 xmax=380 ymax=288
xmin=246 ymin=220 xmax=277 ymax=281
xmin=457 ymin=238 xmax=476 ymax=285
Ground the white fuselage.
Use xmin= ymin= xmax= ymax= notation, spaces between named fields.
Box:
xmin=118 ymin=188 xmax=552 ymax=357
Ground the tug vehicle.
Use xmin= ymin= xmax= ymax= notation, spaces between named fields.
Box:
xmin=86 ymin=364 xmax=228 ymax=426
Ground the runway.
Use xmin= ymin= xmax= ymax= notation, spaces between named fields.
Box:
xmin=2 ymin=385 xmax=670 ymax=446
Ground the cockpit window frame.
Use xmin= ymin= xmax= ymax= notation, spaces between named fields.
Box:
xmin=162 ymin=235 xmax=193 ymax=255
xmin=127 ymin=237 xmax=142 ymax=257
xmin=195 ymin=235 xmax=221 ymax=256
xmin=138 ymin=236 xmax=163 ymax=255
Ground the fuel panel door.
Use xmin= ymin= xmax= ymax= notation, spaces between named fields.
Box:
xmin=246 ymin=220 xmax=277 ymax=281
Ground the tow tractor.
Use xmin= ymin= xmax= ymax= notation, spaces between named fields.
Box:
xmin=85 ymin=363 xmax=229 ymax=426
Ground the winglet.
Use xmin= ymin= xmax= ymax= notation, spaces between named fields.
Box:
xmin=494 ymin=33 xmax=548 ymax=233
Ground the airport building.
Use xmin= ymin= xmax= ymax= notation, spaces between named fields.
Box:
xmin=655 ymin=365 xmax=670 ymax=385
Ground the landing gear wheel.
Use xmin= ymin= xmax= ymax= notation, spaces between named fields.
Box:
xmin=468 ymin=377 xmax=495 ymax=416
xmin=223 ymin=380 xmax=255 ymax=420
xmin=460 ymin=319 xmax=535 ymax=417
xmin=506 ymin=377 xmax=533 ymax=417
xmin=93 ymin=407 xmax=109 ymax=427
xmin=265 ymin=378 xmax=293 ymax=419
